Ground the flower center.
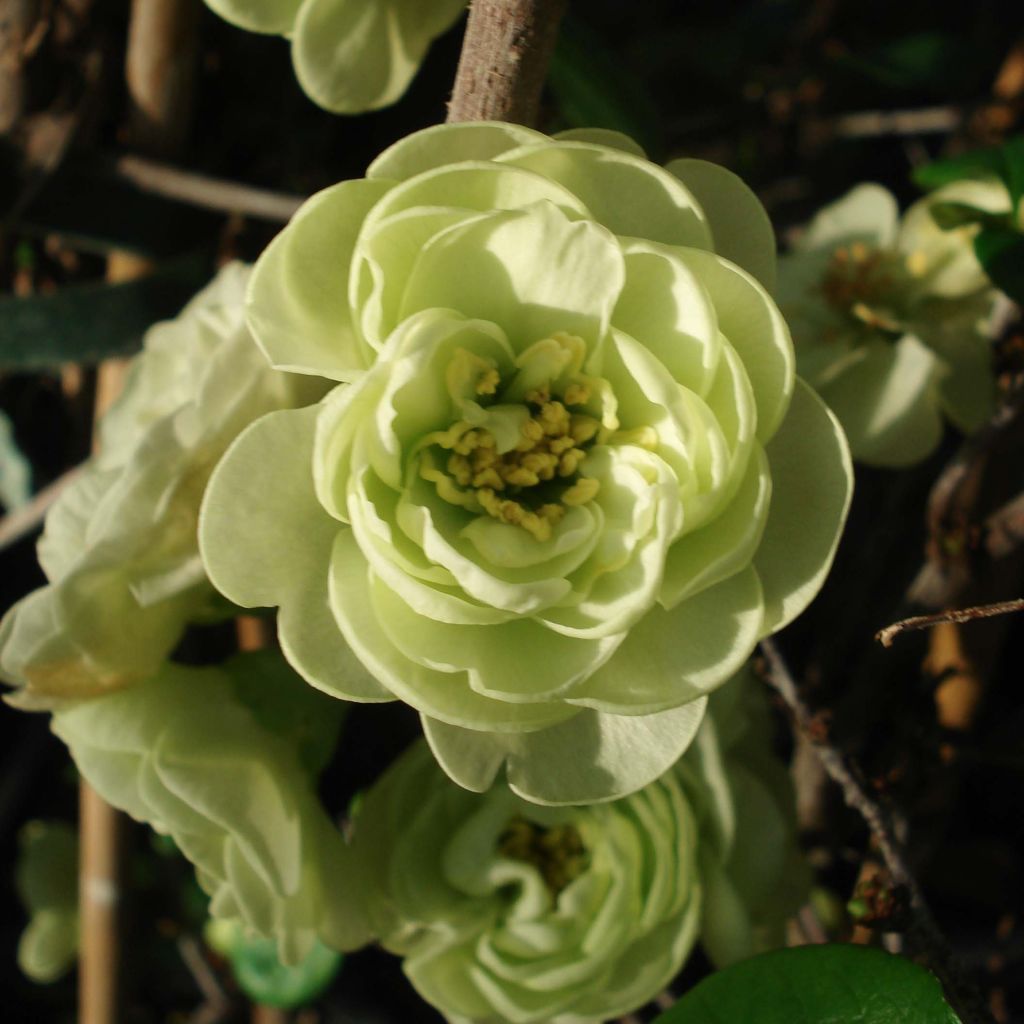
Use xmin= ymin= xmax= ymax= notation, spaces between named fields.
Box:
xmin=820 ymin=242 xmax=912 ymax=335
xmin=497 ymin=816 xmax=588 ymax=897
xmin=418 ymin=336 xmax=607 ymax=542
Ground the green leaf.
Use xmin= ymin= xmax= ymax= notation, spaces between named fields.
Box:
xmin=927 ymin=201 xmax=1006 ymax=232
xmin=1003 ymin=136 xmax=1024 ymax=214
xmin=974 ymin=226 xmax=1024 ymax=304
xmin=913 ymin=147 xmax=1006 ymax=192
xmin=0 ymin=252 xmax=214 ymax=368
xmin=653 ymin=945 xmax=961 ymax=1024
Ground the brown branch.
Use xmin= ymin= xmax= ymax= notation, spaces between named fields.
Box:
xmin=758 ymin=639 xmax=992 ymax=1024
xmin=0 ymin=464 xmax=84 ymax=554
xmin=115 ymin=155 xmax=303 ymax=222
xmin=877 ymin=599 xmax=1024 ymax=648
xmin=0 ymin=0 xmax=42 ymax=135
xmin=447 ymin=0 xmax=568 ymax=126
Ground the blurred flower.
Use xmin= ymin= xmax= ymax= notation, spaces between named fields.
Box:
xmin=52 ymin=651 xmax=369 ymax=963
xmin=203 ymin=0 xmax=466 ymax=113
xmin=777 ymin=181 xmax=1008 ymax=467
xmin=0 ymin=264 xmax=322 ymax=707
xmin=15 ymin=820 xmax=79 ymax=984
xmin=349 ymin=668 xmax=803 ymax=1023
xmin=201 ymin=122 xmax=852 ymax=805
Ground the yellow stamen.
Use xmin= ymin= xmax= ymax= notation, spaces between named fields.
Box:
xmin=562 ymin=477 xmax=600 ymax=506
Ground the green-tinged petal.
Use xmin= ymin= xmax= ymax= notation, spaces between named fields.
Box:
xmin=329 ymin=531 xmax=575 ymax=732
xmin=801 ymin=183 xmax=899 ymax=250
xmin=400 ymin=202 xmax=625 ymax=350
xmin=247 ymin=178 xmax=393 ymax=379
xmin=363 ymin=161 xmax=591 ymax=231
xmin=933 ymin=333 xmax=996 ymax=435
xmin=506 ymin=701 xmax=708 ymax=806
xmin=498 ymin=142 xmax=712 ymax=249
xmin=569 ymin=567 xmax=764 ymax=715
xmin=817 ymin=336 xmax=942 ymax=467
xmin=278 ymin=561 xmax=394 ymax=703
xmin=660 ymin=446 xmax=772 ymax=608
xmin=200 ymin=406 xmax=333 ymax=608
xmin=613 ymin=239 xmax=721 ymax=398
xmin=199 ymin=405 xmax=391 ymax=701
xmin=368 ymin=122 xmax=548 ymax=181
xmin=52 ymin=659 xmax=373 ymax=958
xmin=552 ymin=128 xmax=647 ymax=157
xmin=424 ymin=699 xmax=707 ymax=806
xmin=696 ymin=853 xmax=756 ymax=966
xmin=420 ymin=714 xmax=507 ymax=793
xmin=203 ymin=0 xmax=301 ymax=34
xmin=292 ymin=0 xmax=465 ymax=114
xmin=370 ymin=574 xmax=624 ymax=703
xmin=674 ymin=248 xmax=794 ymax=442
xmin=755 ymin=380 xmax=852 ymax=636
xmin=352 ymin=207 xmax=484 ymax=348
xmin=666 ymin=158 xmax=776 ymax=292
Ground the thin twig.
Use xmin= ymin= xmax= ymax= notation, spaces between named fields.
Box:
xmin=115 ymin=155 xmax=303 ymax=222
xmin=758 ymin=639 xmax=991 ymax=1024
xmin=447 ymin=0 xmax=569 ymax=125
xmin=178 ymin=935 xmax=230 ymax=1024
xmin=759 ymin=641 xmax=932 ymax=923
xmin=877 ymin=599 xmax=1024 ymax=648
xmin=0 ymin=464 xmax=84 ymax=553
xmin=830 ymin=106 xmax=962 ymax=138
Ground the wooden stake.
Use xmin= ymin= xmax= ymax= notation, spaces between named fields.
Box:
xmin=79 ymin=3 xmax=200 ymax=1023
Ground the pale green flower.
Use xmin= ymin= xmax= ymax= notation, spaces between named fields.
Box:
xmin=204 ymin=0 xmax=466 ymax=113
xmin=52 ymin=651 xmax=371 ymax=963
xmin=777 ymin=181 xmax=1009 ymax=467
xmin=348 ymin=669 xmax=802 ymax=1024
xmin=15 ymin=820 xmax=79 ymax=984
xmin=0 ymin=264 xmax=322 ymax=707
xmin=677 ymin=666 xmax=808 ymax=966
xmin=201 ymin=122 xmax=852 ymax=806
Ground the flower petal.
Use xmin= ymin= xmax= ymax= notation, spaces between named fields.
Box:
xmin=204 ymin=0 xmax=300 ymax=34
xmin=199 ymin=405 xmax=392 ymax=701
xmin=329 ymin=532 xmax=576 ymax=732
xmin=817 ymin=336 xmax=942 ymax=467
xmin=674 ymin=248 xmax=794 ymax=443
xmin=400 ymin=202 xmax=625 ymax=351
xmin=368 ymin=122 xmax=548 ymax=181
xmin=613 ymin=239 xmax=721 ymax=398
xmin=660 ymin=445 xmax=772 ymax=608
xmin=247 ymin=178 xmax=393 ymax=380
xmin=421 ymin=698 xmax=708 ymax=806
xmin=755 ymin=379 xmax=852 ymax=636
xmin=200 ymin=406 xmax=331 ymax=608
xmin=568 ymin=566 xmax=764 ymax=715
xmin=665 ymin=158 xmax=776 ymax=292
xmin=370 ymin=574 xmax=625 ymax=703
xmin=498 ymin=141 xmax=713 ymax=249
xmin=801 ymin=183 xmax=899 ymax=250
xmin=292 ymin=0 xmax=465 ymax=114
xmin=552 ymin=127 xmax=647 ymax=157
